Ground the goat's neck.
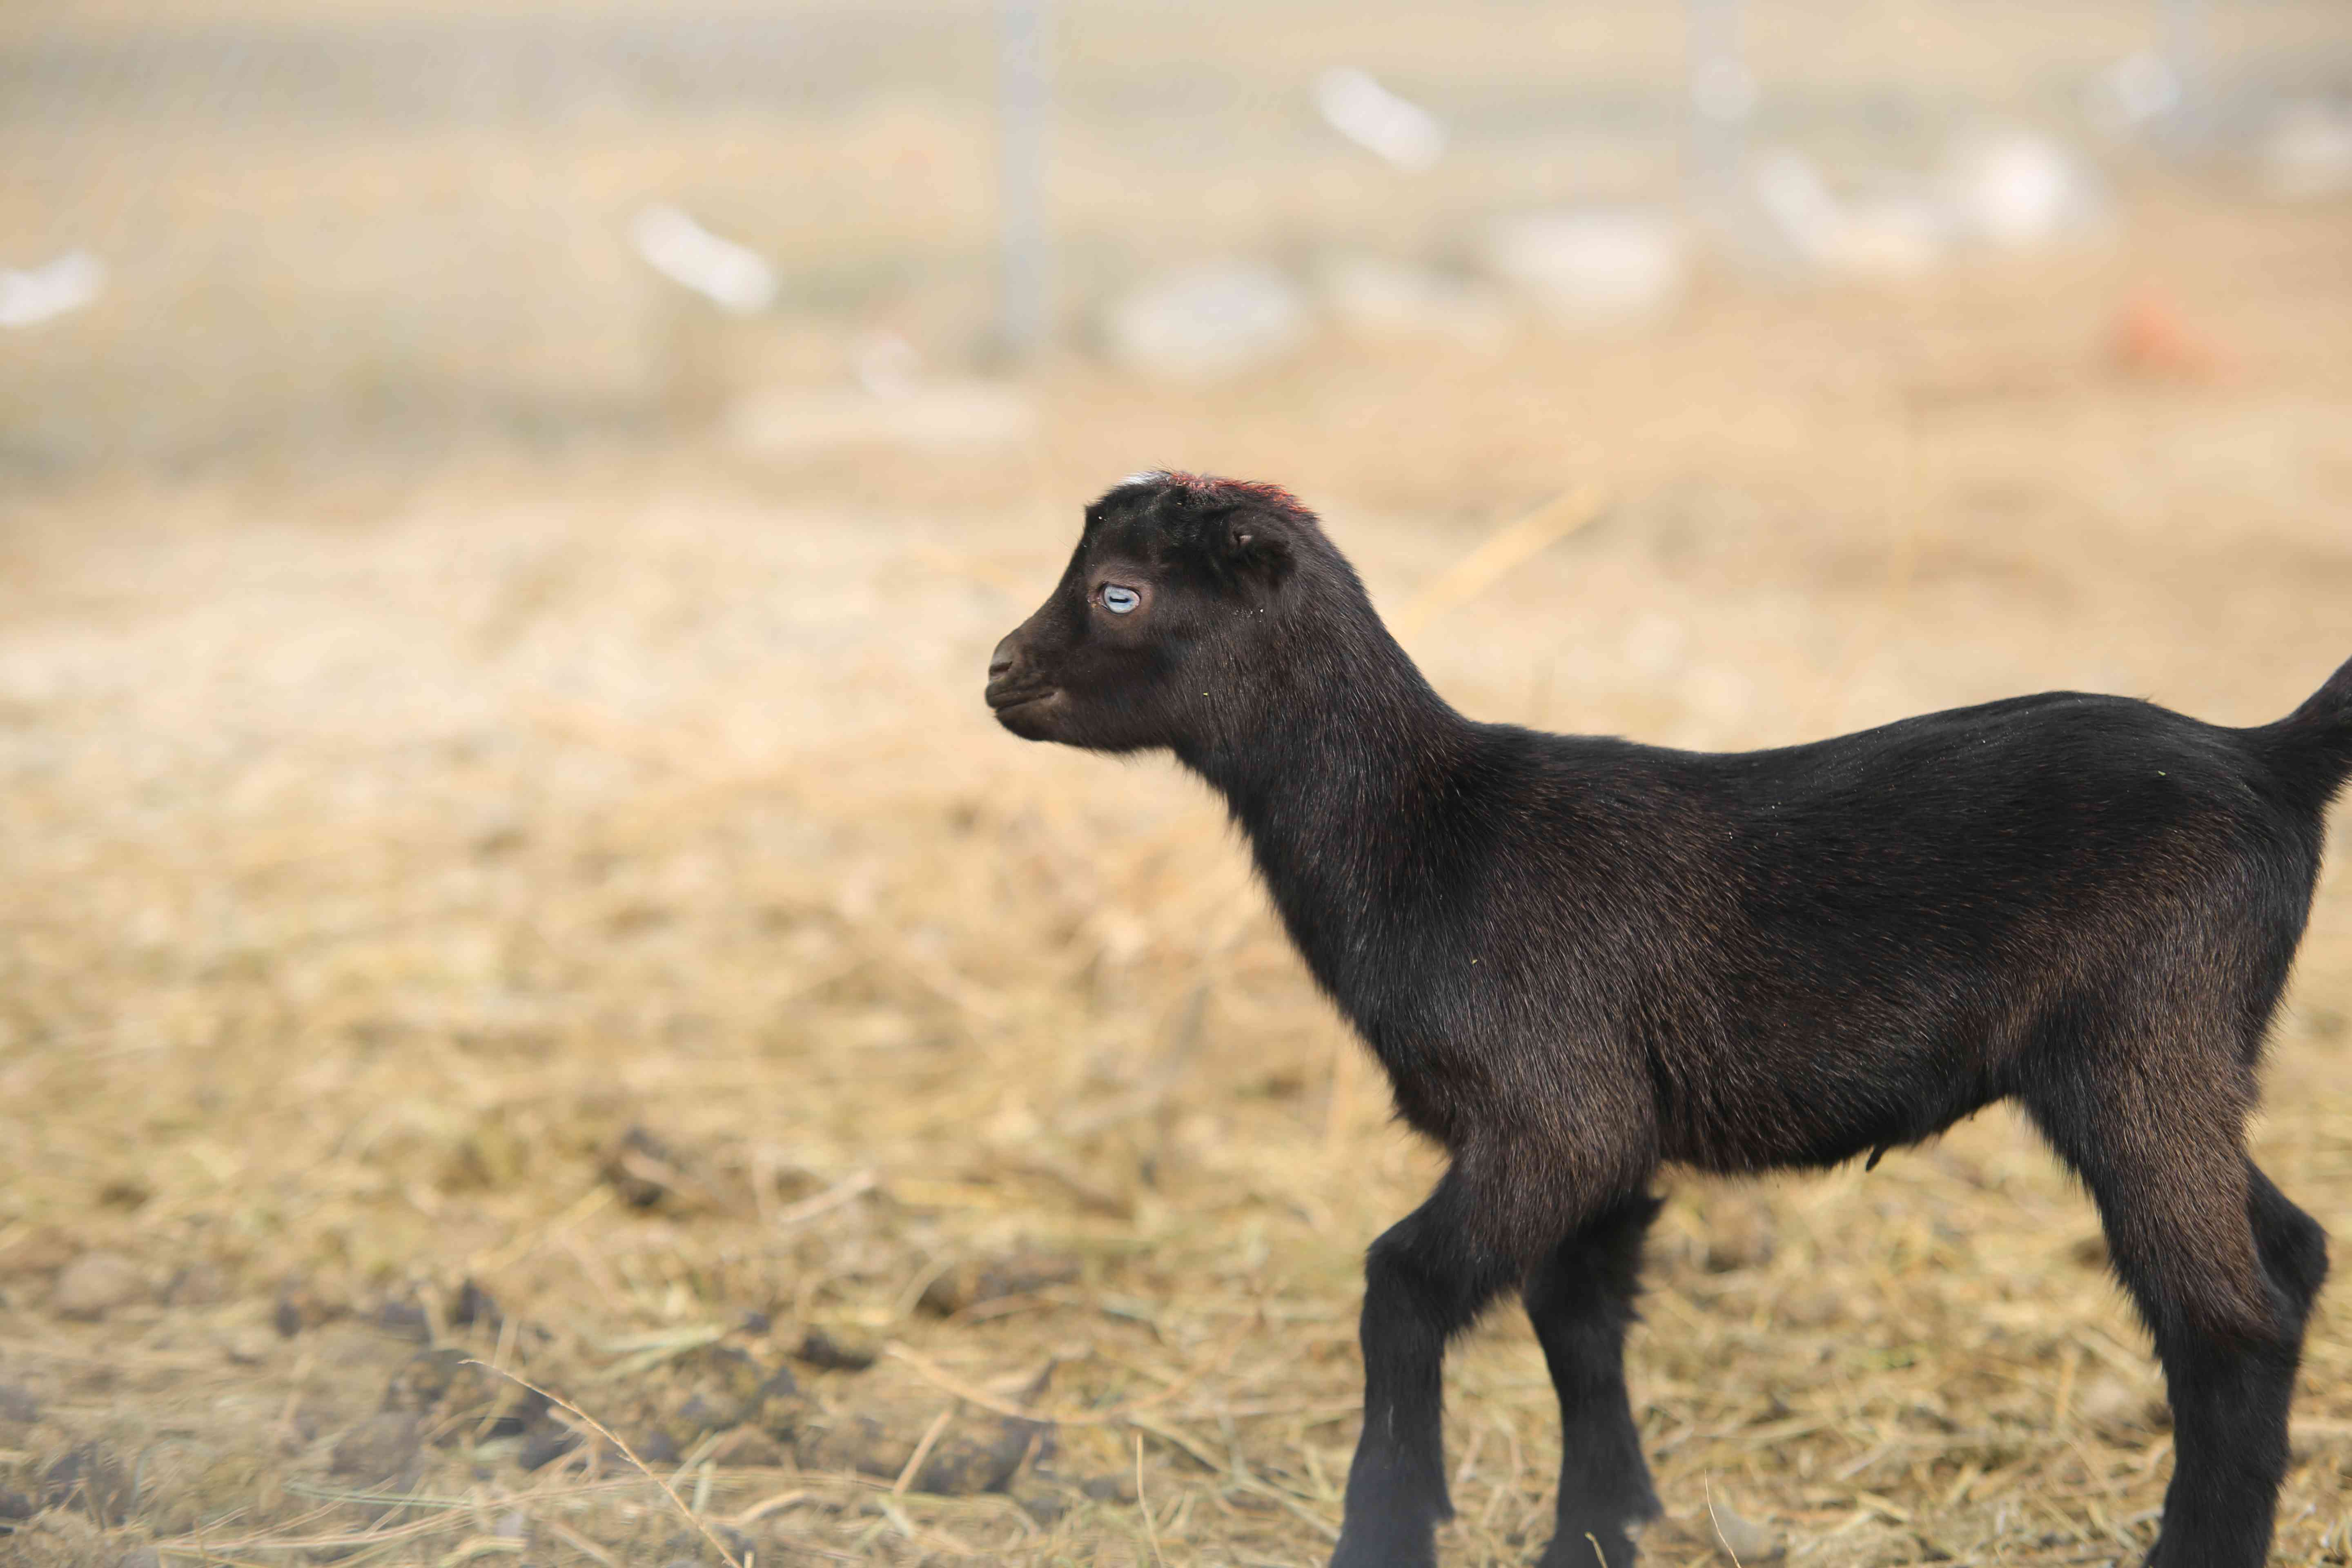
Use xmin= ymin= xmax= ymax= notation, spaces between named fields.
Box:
xmin=1179 ymin=622 xmax=1474 ymax=967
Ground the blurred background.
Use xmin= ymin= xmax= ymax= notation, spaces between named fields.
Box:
xmin=5 ymin=0 xmax=2349 ymax=466
xmin=3 ymin=2 xmax=2351 ymax=1565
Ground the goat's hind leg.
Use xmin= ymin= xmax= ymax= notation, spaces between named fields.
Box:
xmin=1526 ymin=1193 xmax=1664 ymax=1568
xmin=2246 ymin=1160 xmax=2328 ymax=1329
xmin=2026 ymin=1063 xmax=2308 ymax=1568
xmin=1331 ymin=1169 xmax=1521 ymax=1568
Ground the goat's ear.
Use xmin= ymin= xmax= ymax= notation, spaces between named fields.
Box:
xmin=1222 ymin=520 xmax=1294 ymax=592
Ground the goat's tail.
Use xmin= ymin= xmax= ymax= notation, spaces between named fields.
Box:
xmin=2257 ymin=653 xmax=2352 ymax=810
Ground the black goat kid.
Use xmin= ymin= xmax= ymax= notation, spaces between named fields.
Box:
xmin=984 ymin=472 xmax=2352 ymax=1568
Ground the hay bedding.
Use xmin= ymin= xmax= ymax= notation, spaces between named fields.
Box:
xmin=2 ymin=196 xmax=2352 ymax=1567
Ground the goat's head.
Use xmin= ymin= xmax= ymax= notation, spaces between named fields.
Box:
xmin=986 ymin=471 xmax=1313 ymax=753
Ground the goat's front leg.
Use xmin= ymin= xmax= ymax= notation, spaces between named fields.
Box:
xmin=1527 ymin=1192 xmax=1664 ymax=1568
xmin=1331 ymin=1171 xmax=1518 ymax=1568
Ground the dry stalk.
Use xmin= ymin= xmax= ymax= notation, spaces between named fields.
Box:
xmin=1705 ymin=1474 xmax=1746 ymax=1568
xmin=1389 ymin=482 xmax=1610 ymax=638
xmin=881 ymin=1341 xmax=1129 ymax=1427
xmin=461 ymin=1361 xmax=746 ymax=1568
xmin=893 ymin=1403 xmax=958 ymax=1496
xmin=728 ymin=1488 xmax=823 ymax=1528
xmin=540 ymin=1515 xmax=622 ymax=1568
xmin=1136 ymin=1432 xmax=1167 ymax=1568
xmin=772 ymin=1167 xmax=878 ymax=1228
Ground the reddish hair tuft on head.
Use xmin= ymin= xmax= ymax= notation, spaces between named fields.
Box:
xmin=1109 ymin=469 xmax=1313 ymax=521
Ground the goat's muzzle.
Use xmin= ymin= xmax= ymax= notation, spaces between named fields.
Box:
xmin=984 ymin=631 xmax=1058 ymax=729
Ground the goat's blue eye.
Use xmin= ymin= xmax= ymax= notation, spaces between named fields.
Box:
xmin=1102 ymin=585 xmax=1140 ymax=614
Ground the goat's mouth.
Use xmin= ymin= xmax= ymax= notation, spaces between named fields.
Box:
xmin=985 ymin=684 xmax=1060 ymax=717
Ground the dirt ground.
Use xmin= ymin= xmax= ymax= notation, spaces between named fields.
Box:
xmin=3 ymin=183 xmax=2352 ymax=1567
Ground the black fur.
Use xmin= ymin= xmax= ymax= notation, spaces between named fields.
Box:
xmin=985 ymin=471 xmax=2352 ymax=1568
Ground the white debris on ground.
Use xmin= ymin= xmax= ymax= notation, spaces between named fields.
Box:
xmin=1481 ymin=208 xmax=1687 ymax=327
xmin=1941 ymin=130 xmax=2107 ymax=249
xmin=1818 ymin=184 xmax=1952 ymax=279
xmin=2081 ymin=50 xmax=2182 ymax=141
xmin=1317 ymin=254 xmax=1510 ymax=350
xmin=0 ymin=250 xmax=105 ymax=330
xmin=849 ymin=330 xmax=924 ymax=399
xmin=1102 ymin=263 xmax=1308 ymax=381
xmin=1314 ymin=67 xmax=1446 ymax=172
xmin=629 ymin=204 xmax=778 ymax=315
xmin=1730 ymin=130 xmax=2103 ymax=282
xmin=1741 ymin=150 xmax=1944 ymax=278
xmin=2260 ymin=99 xmax=2352 ymax=200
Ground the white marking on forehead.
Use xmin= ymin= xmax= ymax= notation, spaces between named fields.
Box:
xmin=1112 ymin=470 xmax=1168 ymax=490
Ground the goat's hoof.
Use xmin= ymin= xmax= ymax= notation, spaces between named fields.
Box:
xmin=1328 ymin=1526 xmax=1438 ymax=1568
xmin=2137 ymin=1533 xmax=2269 ymax=1568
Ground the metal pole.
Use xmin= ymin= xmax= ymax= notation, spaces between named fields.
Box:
xmin=997 ymin=0 xmax=1051 ymax=361
xmin=1685 ymin=0 xmax=1752 ymax=217
xmin=2162 ymin=0 xmax=2209 ymax=151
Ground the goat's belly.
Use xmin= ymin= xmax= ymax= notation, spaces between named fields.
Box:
xmin=1657 ymin=1047 xmax=2010 ymax=1175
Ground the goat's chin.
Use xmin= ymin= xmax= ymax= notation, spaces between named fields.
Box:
xmin=990 ymin=690 xmax=1067 ymax=742
xmin=993 ymin=694 xmax=1165 ymax=754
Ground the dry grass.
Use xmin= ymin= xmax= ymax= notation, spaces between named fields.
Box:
xmin=2 ymin=183 xmax=2352 ymax=1568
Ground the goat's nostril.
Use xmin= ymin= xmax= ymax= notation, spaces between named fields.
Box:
xmin=988 ymin=634 xmax=1019 ymax=681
